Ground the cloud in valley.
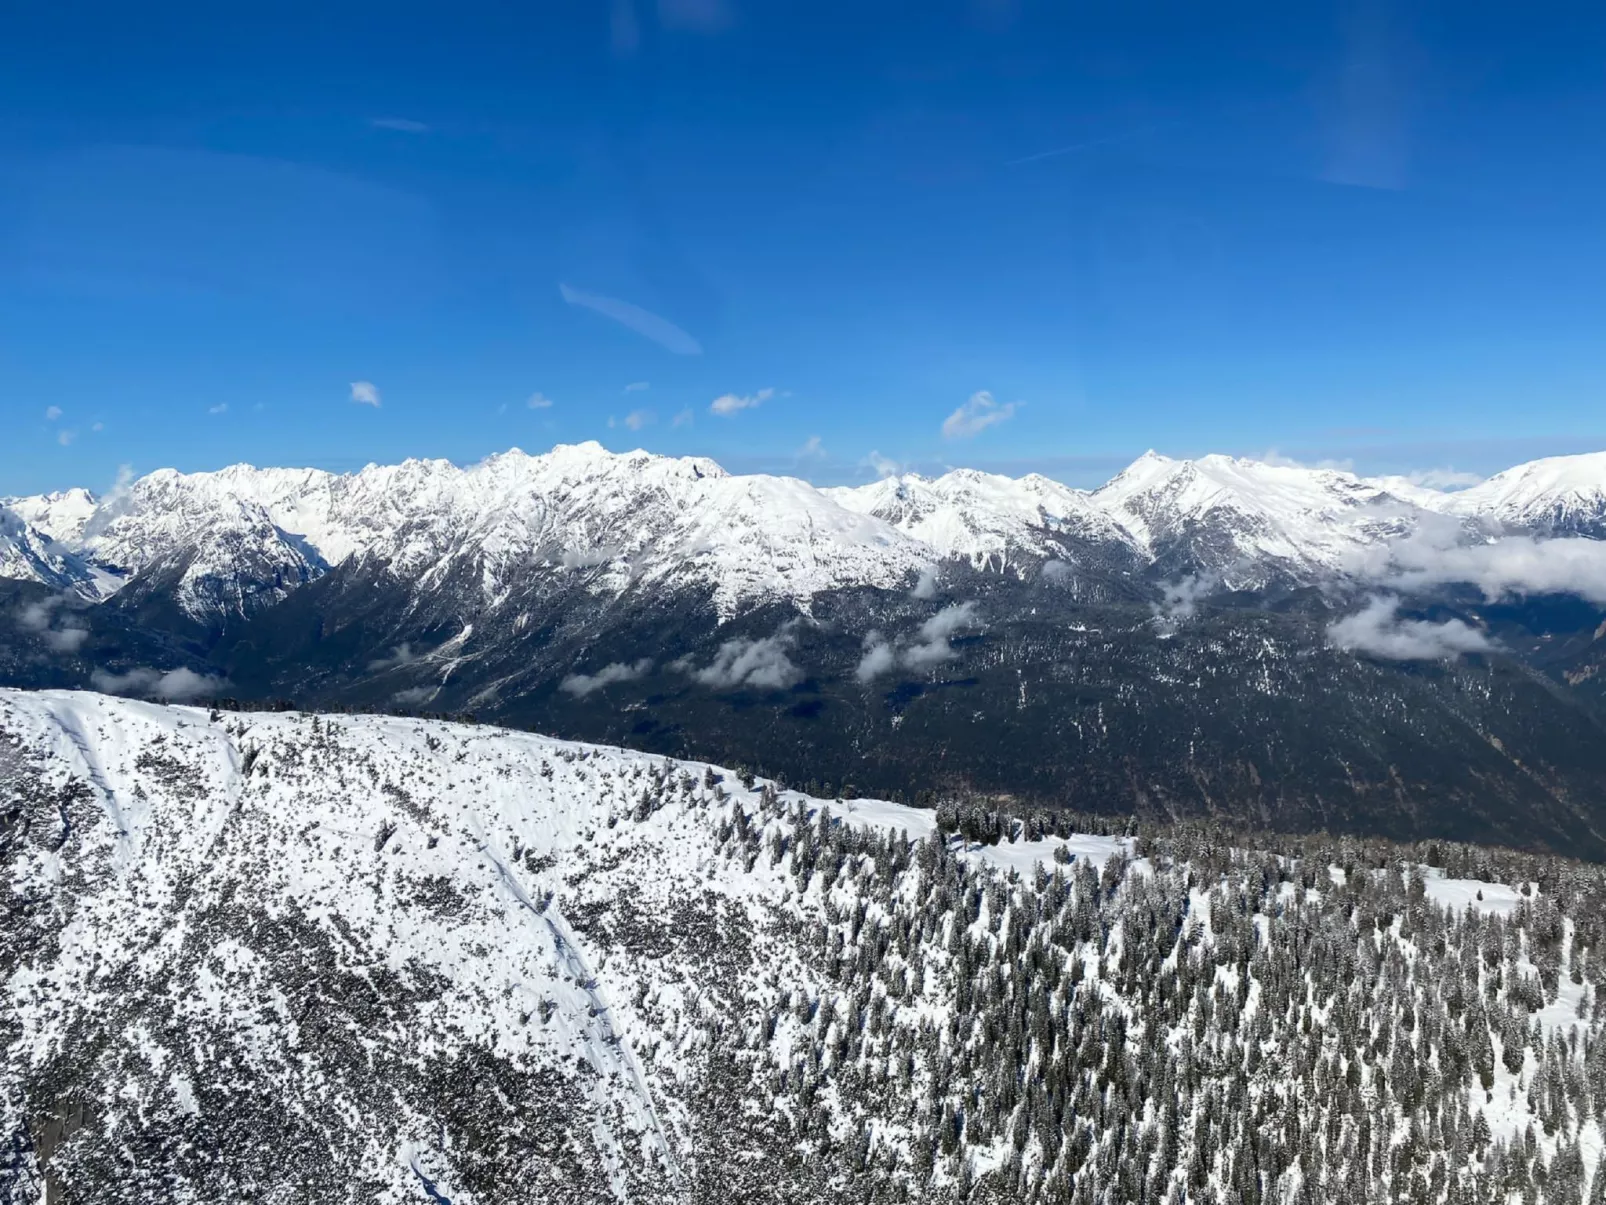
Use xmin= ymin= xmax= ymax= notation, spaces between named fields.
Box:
xmin=1151 ymin=573 xmax=1220 ymax=628
xmin=559 ymin=283 xmax=703 ymax=355
xmin=14 ymin=595 xmax=89 ymax=653
xmin=366 ymin=643 xmax=419 ymax=672
xmin=857 ymin=602 xmax=982 ymax=681
xmin=560 ymin=658 xmax=653 ymax=697
xmin=91 ymin=666 xmax=225 ymax=701
xmin=941 ymin=390 xmax=1020 ymax=440
xmin=1351 ymin=518 xmax=1606 ymax=605
xmin=681 ymin=628 xmax=802 ymax=690
xmin=1327 ymin=595 xmax=1492 ymax=661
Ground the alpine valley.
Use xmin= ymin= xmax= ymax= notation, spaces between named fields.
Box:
xmin=6 ymin=443 xmax=1606 ymax=856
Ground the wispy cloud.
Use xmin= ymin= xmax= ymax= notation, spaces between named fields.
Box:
xmin=208 ymin=403 xmax=228 ymax=415
xmin=44 ymin=406 xmax=62 ymax=422
xmin=371 ymin=117 xmax=431 ymax=133
xmin=527 ymin=391 xmax=555 ymax=409
xmin=560 ymin=658 xmax=652 ymax=697
xmin=1328 ymin=595 xmax=1491 ymax=661
xmin=657 ymin=0 xmax=732 ymax=32
xmin=350 ymin=381 xmax=381 ymax=407
xmin=559 ymin=283 xmax=702 ymax=355
xmin=366 ymin=643 xmax=419 ymax=672
xmin=863 ymin=450 xmax=901 ymax=478
xmin=624 ymin=409 xmax=655 ymax=431
xmin=624 ymin=381 xmax=650 ymax=393
xmin=91 ymin=421 xmax=104 ymax=432
xmin=797 ymin=435 xmax=825 ymax=460
xmin=709 ymin=387 xmax=774 ymax=417
xmin=672 ymin=408 xmax=695 ymax=428
xmin=857 ymin=603 xmax=981 ymax=680
xmin=941 ymin=390 xmax=1021 ymax=440
xmin=57 ymin=430 xmax=76 ymax=446
xmin=1403 ymin=467 xmax=1483 ymax=489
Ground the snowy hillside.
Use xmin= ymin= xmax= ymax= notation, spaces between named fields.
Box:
xmin=7 ymin=689 xmax=1606 ymax=1203
xmin=825 ymin=469 xmax=1137 ymax=572
xmin=1444 ymin=451 xmax=1606 ymax=537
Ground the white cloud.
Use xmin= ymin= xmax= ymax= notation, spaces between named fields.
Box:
xmin=855 ymin=603 xmax=983 ymax=681
xmin=57 ymin=430 xmax=76 ymax=446
xmin=43 ymin=626 xmax=89 ymax=653
xmin=371 ymin=117 xmax=431 ymax=133
xmin=366 ymin=643 xmax=419 ymax=672
xmin=527 ymin=392 xmax=555 ymax=409
xmin=1328 ymin=595 xmax=1493 ymax=661
xmin=797 ymin=435 xmax=825 ymax=460
xmin=208 ymin=403 xmax=228 ymax=415
xmin=709 ymin=387 xmax=774 ymax=417
xmin=681 ymin=628 xmax=802 ymax=690
xmin=941 ymin=390 xmax=1021 ymax=440
xmin=91 ymin=421 xmax=104 ymax=432
xmin=625 ymin=381 xmax=650 ymax=393
xmin=559 ymin=283 xmax=703 ymax=355
xmin=1403 ymin=467 xmax=1484 ymax=490
xmin=14 ymin=596 xmax=89 ymax=653
xmin=657 ymin=0 xmax=731 ymax=31
xmin=672 ymin=408 xmax=695 ymax=428
xmin=1352 ymin=521 xmax=1606 ymax=605
xmin=855 ymin=633 xmax=896 ymax=683
xmin=350 ymin=381 xmax=381 ymax=407
xmin=624 ymin=408 xmax=655 ymax=431
xmin=44 ymin=406 xmax=62 ymax=421
xmin=560 ymin=658 xmax=652 ymax=697
xmin=903 ymin=602 xmax=980 ymax=668
xmin=911 ymin=565 xmax=938 ymax=599
xmin=91 ymin=666 xmax=225 ymax=701
xmin=863 ymin=450 xmax=901 ymax=478
xmin=1258 ymin=449 xmax=1356 ymax=472
xmin=1151 ymin=572 xmax=1219 ymax=628
xmin=1040 ymin=559 xmax=1073 ymax=584
xmin=392 ymin=686 xmax=436 ymax=706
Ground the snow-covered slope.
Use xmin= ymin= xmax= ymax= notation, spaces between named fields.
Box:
xmin=825 ymin=469 xmax=1138 ymax=571
xmin=1089 ymin=451 xmax=1424 ymax=584
xmin=1 ymin=487 xmax=98 ymax=546
xmin=15 ymin=445 xmax=928 ymax=619
xmin=0 ymin=506 xmax=115 ymax=597
xmin=1442 ymin=451 xmax=1606 ymax=536
xmin=6 ymin=689 xmax=1605 ymax=1204
xmin=8 ymin=443 xmax=1606 ymax=619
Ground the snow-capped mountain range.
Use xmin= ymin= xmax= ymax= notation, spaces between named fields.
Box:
xmin=5 ymin=442 xmax=1606 ymax=620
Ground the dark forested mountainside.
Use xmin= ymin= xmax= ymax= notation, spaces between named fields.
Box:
xmin=7 ymin=692 xmax=1606 ymax=1204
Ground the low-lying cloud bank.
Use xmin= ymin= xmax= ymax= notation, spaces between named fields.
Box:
xmin=90 ymin=666 xmax=225 ymax=701
xmin=1349 ymin=515 xmax=1606 ymax=605
xmin=13 ymin=594 xmax=90 ymax=653
xmin=1327 ymin=595 xmax=1493 ymax=661
xmin=675 ymin=628 xmax=803 ymax=690
xmin=560 ymin=658 xmax=653 ymax=697
xmin=857 ymin=602 xmax=981 ymax=681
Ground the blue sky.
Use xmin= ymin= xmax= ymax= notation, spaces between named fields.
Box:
xmin=3 ymin=0 xmax=1606 ymax=496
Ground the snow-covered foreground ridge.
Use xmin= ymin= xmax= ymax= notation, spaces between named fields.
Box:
xmin=7 ymin=442 xmax=1606 ymax=610
xmin=7 ymin=690 xmax=1606 ymax=1204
